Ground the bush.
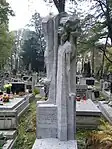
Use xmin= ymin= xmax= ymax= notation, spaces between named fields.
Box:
xmin=33 ymin=88 xmax=40 ymax=95
xmin=85 ymin=120 xmax=112 ymax=149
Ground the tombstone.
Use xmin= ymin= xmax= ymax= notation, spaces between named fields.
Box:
xmin=83 ymin=61 xmax=91 ymax=77
xmin=103 ymin=81 xmax=109 ymax=91
xmin=109 ymin=73 xmax=112 ymax=94
xmin=86 ymin=78 xmax=95 ymax=86
xmin=32 ymin=73 xmax=37 ymax=92
xmin=11 ymin=82 xmax=25 ymax=94
xmin=76 ymin=84 xmax=87 ymax=98
xmin=100 ymin=79 xmax=104 ymax=91
xmin=79 ymin=77 xmax=95 ymax=86
xmin=32 ymin=13 xmax=80 ymax=149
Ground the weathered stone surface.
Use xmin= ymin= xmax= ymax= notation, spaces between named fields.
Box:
xmin=42 ymin=17 xmax=54 ymax=82
xmin=32 ymin=73 xmax=37 ymax=91
xmin=32 ymin=138 xmax=77 ymax=149
xmin=0 ymin=111 xmax=17 ymax=130
xmin=0 ymin=130 xmax=17 ymax=139
xmin=0 ymin=96 xmax=30 ymax=129
xmin=79 ymin=77 xmax=95 ymax=85
xmin=76 ymin=116 xmax=100 ymax=128
xmin=33 ymin=13 xmax=80 ymax=149
xmin=76 ymin=99 xmax=101 ymax=115
xmin=76 ymin=99 xmax=101 ymax=128
xmin=99 ymin=101 xmax=112 ymax=124
xmin=3 ymin=139 xmax=16 ymax=149
xmin=40 ymin=87 xmax=45 ymax=97
xmin=102 ymin=90 xmax=111 ymax=98
xmin=76 ymin=84 xmax=87 ymax=96
xmin=36 ymin=104 xmax=57 ymax=139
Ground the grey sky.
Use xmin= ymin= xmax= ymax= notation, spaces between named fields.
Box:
xmin=7 ymin=0 xmax=92 ymax=31
xmin=7 ymin=0 xmax=58 ymax=30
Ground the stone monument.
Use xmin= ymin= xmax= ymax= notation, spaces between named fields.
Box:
xmin=32 ymin=13 xmax=80 ymax=149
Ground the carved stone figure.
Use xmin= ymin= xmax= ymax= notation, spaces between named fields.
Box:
xmin=33 ymin=13 xmax=80 ymax=149
xmin=56 ymin=15 xmax=80 ymax=141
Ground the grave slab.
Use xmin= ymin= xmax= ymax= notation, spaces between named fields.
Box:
xmin=99 ymin=101 xmax=112 ymax=124
xmin=0 ymin=96 xmax=29 ymax=117
xmin=76 ymin=99 xmax=101 ymax=128
xmin=102 ymin=90 xmax=111 ymax=98
xmin=32 ymin=138 xmax=77 ymax=149
xmin=2 ymin=139 xmax=16 ymax=149
xmin=0 ymin=130 xmax=16 ymax=139
xmin=76 ymin=99 xmax=101 ymax=115
xmin=0 ymin=96 xmax=30 ymax=130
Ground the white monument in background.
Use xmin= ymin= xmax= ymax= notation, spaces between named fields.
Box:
xmin=32 ymin=12 xmax=80 ymax=149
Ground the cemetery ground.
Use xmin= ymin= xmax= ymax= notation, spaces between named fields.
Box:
xmin=14 ymin=97 xmax=91 ymax=149
xmin=14 ymin=99 xmax=36 ymax=149
xmin=13 ymin=91 xmax=111 ymax=149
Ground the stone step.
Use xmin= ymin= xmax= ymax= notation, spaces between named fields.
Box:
xmin=32 ymin=139 xmax=77 ymax=149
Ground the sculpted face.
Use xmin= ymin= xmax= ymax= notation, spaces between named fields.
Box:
xmin=58 ymin=15 xmax=81 ymax=44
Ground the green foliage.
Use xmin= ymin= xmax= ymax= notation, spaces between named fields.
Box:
xmin=0 ymin=0 xmax=14 ymax=69
xmin=33 ymin=88 xmax=40 ymax=95
xmin=14 ymin=100 xmax=36 ymax=149
xmin=0 ymin=24 xmax=14 ymax=69
xmin=85 ymin=120 xmax=112 ymax=149
xmin=21 ymin=31 xmax=45 ymax=72
xmin=0 ymin=0 xmax=14 ymax=25
xmin=21 ymin=12 xmax=45 ymax=72
xmin=104 ymin=48 xmax=112 ymax=73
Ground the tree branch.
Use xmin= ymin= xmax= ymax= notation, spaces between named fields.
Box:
xmin=53 ymin=0 xmax=60 ymax=12
xmin=97 ymin=0 xmax=106 ymax=16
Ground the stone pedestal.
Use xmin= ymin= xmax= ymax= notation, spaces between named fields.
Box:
xmin=36 ymin=104 xmax=57 ymax=139
xmin=0 ymin=96 xmax=30 ymax=129
xmin=32 ymin=138 xmax=77 ymax=149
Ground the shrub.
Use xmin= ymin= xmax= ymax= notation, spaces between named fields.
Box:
xmin=33 ymin=88 xmax=40 ymax=95
xmin=85 ymin=120 xmax=112 ymax=149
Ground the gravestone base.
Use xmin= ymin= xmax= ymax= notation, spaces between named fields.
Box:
xmin=36 ymin=103 xmax=57 ymax=139
xmin=99 ymin=101 xmax=112 ymax=124
xmin=0 ymin=96 xmax=30 ymax=117
xmin=0 ymin=96 xmax=30 ymax=130
xmin=32 ymin=138 xmax=77 ymax=149
xmin=76 ymin=99 xmax=101 ymax=128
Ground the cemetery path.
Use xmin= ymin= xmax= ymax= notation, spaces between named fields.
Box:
xmin=14 ymin=99 xmax=37 ymax=149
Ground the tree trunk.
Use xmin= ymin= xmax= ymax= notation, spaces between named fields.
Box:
xmin=92 ymin=48 xmax=95 ymax=75
xmin=81 ymin=57 xmax=84 ymax=73
xmin=53 ymin=0 xmax=65 ymax=13
xmin=11 ymin=55 xmax=13 ymax=70
xmin=101 ymin=52 xmax=105 ymax=78
xmin=105 ymin=0 xmax=112 ymax=45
